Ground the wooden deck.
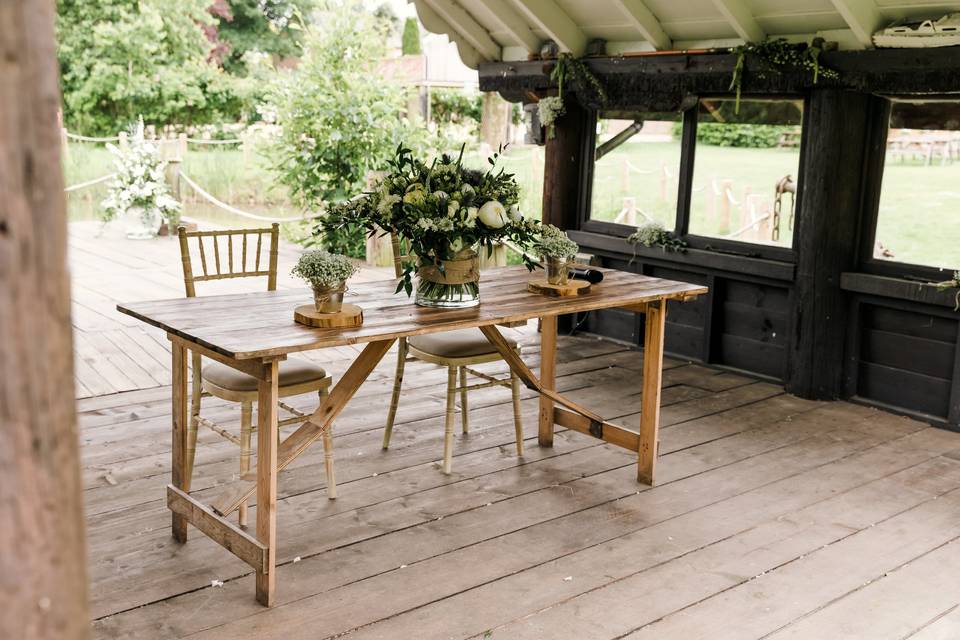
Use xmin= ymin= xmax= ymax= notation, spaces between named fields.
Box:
xmin=69 ymin=221 xmax=392 ymax=398
xmin=73 ymin=221 xmax=960 ymax=639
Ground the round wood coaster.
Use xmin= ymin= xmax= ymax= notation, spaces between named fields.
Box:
xmin=527 ymin=279 xmax=592 ymax=297
xmin=294 ymin=303 xmax=364 ymax=328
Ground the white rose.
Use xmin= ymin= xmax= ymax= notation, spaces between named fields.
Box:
xmin=478 ymin=201 xmax=507 ymax=229
xmin=507 ymin=205 xmax=522 ymax=222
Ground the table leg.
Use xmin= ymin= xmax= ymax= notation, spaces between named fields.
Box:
xmin=255 ymin=361 xmax=279 ymax=606
xmin=171 ymin=341 xmax=189 ymax=542
xmin=538 ymin=315 xmax=558 ymax=447
xmin=638 ymin=300 xmax=666 ymax=485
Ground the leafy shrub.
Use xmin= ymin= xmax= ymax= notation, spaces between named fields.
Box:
xmin=431 ymin=89 xmax=482 ymax=126
xmin=695 ymin=123 xmax=793 ymax=148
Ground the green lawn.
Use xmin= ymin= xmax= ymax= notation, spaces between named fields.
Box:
xmin=63 ymin=139 xmax=960 ymax=271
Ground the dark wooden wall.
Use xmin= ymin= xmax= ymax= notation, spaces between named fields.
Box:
xmin=491 ymin=49 xmax=960 ymax=431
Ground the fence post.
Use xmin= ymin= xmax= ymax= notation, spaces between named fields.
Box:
xmin=161 ymin=138 xmax=183 ymax=237
xmin=178 ymin=132 xmax=188 ymax=159
xmin=60 ymin=126 xmax=69 ymax=160
xmin=118 ymin=131 xmax=128 ymax=150
xmin=718 ymin=179 xmax=732 ymax=236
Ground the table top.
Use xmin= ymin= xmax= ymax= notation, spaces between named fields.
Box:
xmin=117 ymin=266 xmax=707 ymax=360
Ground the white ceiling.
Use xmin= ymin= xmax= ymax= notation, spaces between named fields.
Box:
xmin=410 ymin=0 xmax=960 ymax=68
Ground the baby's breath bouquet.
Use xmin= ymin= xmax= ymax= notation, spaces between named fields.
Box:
xmin=292 ymin=250 xmax=359 ymax=313
xmin=535 ymin=224 xmax=579 ymax=259
xmin=320 ymin=144 xmax=542 ymax=307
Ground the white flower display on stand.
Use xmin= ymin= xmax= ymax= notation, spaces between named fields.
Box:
xmin=101 ymin=119 xmax=181 ymax=240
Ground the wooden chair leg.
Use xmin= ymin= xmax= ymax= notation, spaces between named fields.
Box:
xmin=442 ymin=366 xmax=456 ymax=474
xmin=186 ymin=352 xmax=202 ymax=482
xmin=383 ymin=337 xmax=408 ymax=449
xmin=238 ymin=400 xmax=253 ymax=528
xmin=511 ymin=370 xmax=524 ymax=456
xmin=459 ymin=366 xmax=469 ymax=434
xmin=320 ymin=389 xmax=337 ymax=500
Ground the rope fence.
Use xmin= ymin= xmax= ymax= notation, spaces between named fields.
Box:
xmin=64 ymin=131 xmax=121 ymax=143
xmin=178 ymin=170 xmax=312 ymax=223
xmin=64 ymin=173 xmax=115 ymax=192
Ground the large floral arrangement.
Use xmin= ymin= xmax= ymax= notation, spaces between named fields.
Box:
xmin=101 ymin=122 xmax=180 ymax=225
xmin=320 ymin=144 xmax=541 ymax=297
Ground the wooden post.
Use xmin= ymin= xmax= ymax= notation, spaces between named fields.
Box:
xmin=118 ymin=130 xmax=128 ymax=149
xmin=786 ymin=90 xmax=877 ymax=399
xmin=0 ymin=1 xmax=91 ymax=637
xmin=718 ymin=179 xmax=732 ymax=236
xmin=541 ymin=99 xmax=588 ymax=230
xmin=171 ymin=342 xmax=190 ymax=542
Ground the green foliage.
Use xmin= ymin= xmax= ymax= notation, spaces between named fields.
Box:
xmin=209 ymin=0 xmax=314 ymax=75
xmin=695 ymin=123 xmax=792 ymax=148
xmin=729 ymin=39 xmax=839 ymax=112
xmin=268 ymin=1 xmax=435 ymax=256
xmin=431 ymin=89 xmax=482 ymax=125
xmin=57 ymin=0 xmax=247 ymax=135
xmin=267 ymin=2 xmax=428 ymax=208
xmin=401 ymin=17 xmax=422 ymax=55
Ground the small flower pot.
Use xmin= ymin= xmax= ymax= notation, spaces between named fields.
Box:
xmin=313 ymin=283 xmax=346 ymax=313
xmin=544 ymin=256 xmax=569 ymax=286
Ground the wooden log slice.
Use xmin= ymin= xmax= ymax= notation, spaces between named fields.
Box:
xmin=294 ymin=303 xmax=364 ymax=328
xmin=527 ymin=279 xmax=592 ymax=297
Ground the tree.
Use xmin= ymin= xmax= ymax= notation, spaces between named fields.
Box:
xmin=269 ymin=2 xmax=423 ymax=208
xmin=56 ymin=0 xmax=245 ymax=134
xmin=401 ymin=17 xmax=421 ymax=55
xmin=207 ymin=0 xmax=316 ymax=75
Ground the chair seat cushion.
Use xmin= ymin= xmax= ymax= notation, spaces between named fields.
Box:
xmin=202 ymin=359 xmax=327 ymax=392
xmin=408 ymin=329 xmax=516 ymax=359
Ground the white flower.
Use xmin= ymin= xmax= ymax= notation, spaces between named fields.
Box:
xmin=432 ymin=190 xmax=448 ymax=201
xmin=478 ymin=200 xmax=507 ymax=229
xmin=447 ymin=200 xmax=460 ymax=217
xmin=462 ymin=184 xmax=475 ymax=197
xmin=508 ymin=205 xmax=522 ymax=222
xmin=538 ymin=96 xmax=565 ymax=127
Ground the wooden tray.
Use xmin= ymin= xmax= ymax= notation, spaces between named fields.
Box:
xmin=527 ymin=279 xmax=592 ymax=297
xmin=294 ymin=303 xmax=363 ymax=328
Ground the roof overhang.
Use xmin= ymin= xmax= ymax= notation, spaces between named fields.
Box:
xmin=410 ymin=0 xmax=960 ymax=69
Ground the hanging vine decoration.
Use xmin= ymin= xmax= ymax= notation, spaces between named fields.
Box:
xmin=539 ymin=52 xmax=609 ymax=139
xmin=728 ymin=38 xmax=839 ymax=113
xmin=935 ymin=271 xmax=960 ymax=310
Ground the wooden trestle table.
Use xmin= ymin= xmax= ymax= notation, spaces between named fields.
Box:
xmin=117 ymin=265 xmax=707 ymax=605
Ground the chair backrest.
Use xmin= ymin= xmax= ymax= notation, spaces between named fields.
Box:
xmin=177 ymin=224 xmax=280 ymax=297
xmin=389 ymin=232 xmax=415 ymax=279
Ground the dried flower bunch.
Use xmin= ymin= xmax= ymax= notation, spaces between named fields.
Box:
xmin=535 ymin=224 xmax=579 ymax=259
xmin=292 ymin=250 xmax=359 ymax=288
xmin=319 ymin=144 xmax=542 ymax=295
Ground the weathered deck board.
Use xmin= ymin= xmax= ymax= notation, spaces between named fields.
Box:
xmin=81 ymin=327 xmax=960 ymax=640
xmin=68 ymin=221 xmax=393 ymax=398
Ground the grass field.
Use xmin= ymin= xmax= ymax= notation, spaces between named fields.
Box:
xmin=63 ymin=137 xmax=960 ymax=271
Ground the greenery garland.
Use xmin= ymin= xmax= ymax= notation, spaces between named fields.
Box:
xmin=935 ymin=271 xmax=960 ymax=310
xmin=729 ymin=38 xmax=839 ymax=113
xmin=626 ymin=222 xmax=687 ymax=263
xmin=540 ymin=52 xmax=609 ymax=138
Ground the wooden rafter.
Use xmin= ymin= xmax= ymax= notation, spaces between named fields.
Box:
xmin=710 ymin=0 xmax=764 ymax=43
xmin=413 ymin=0 xmax=485 ymax=68
xmin=422 ymin=0 xmax=502 ymax=61
xmin=511 ymin=0 xmax=587 ymax=55
xmin=612 ymin=0 xmax=672 ymax=50
xmin=482 ymin=0 xmax=541 ymax=53
xmin=828 ymin=0 xmax=883 ymax=48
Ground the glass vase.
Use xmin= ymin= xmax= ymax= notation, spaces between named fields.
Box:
xmin=545 ymin=256 xmax=569 ymax=285
xmin=415 ymin=249 xmax=480 ymax=308
xmin=122 ymin=205 xmax=162 ymax=240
